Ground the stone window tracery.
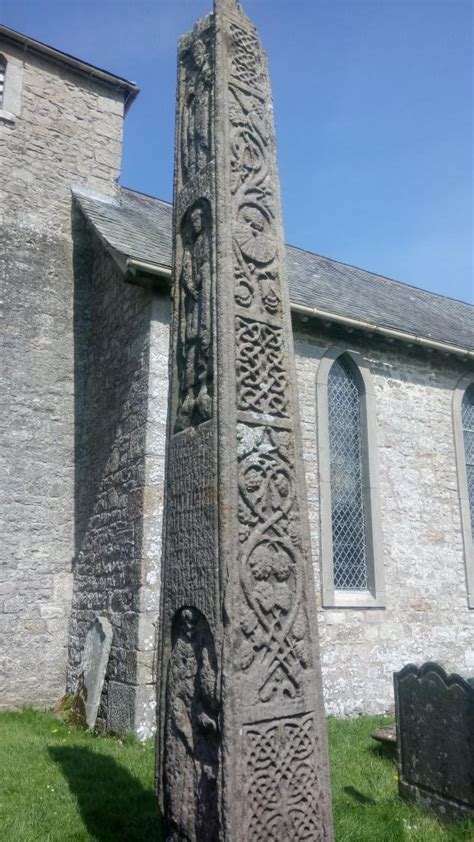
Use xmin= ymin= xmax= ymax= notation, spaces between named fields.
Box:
xmin=327 ymin=356 xmax=368 ymax=589
xmin=462 ymin=384 xmax=474 ymax=533
xmin=453 ymin=376 xmax=474 ymax=609
xmin=0 ymin=56 xmax=6 ymax=109
xmin=316 ymin=347 xmax=385 ymax=608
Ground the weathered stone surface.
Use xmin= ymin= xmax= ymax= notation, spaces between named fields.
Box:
xmin=156 ymin=1 xmax=333 ymax=837
xmin=371 ymin=722 xmax=397 ymax=759
xmin=0 ymin=33 xmax=125 ymax=712
xmin=395 ymin=661 xmax=474 ymax=820
xmin=76 ymin=616 xmax=113 ymax=729
xmin=294 ymin=321 xmax=474 ymax=717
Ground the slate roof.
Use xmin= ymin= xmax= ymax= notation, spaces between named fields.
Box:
xmin=73 ymin=185 xmax=473 ymax=352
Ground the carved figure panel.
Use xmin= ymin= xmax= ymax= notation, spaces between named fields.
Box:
xmin=236 ymin=317 xmax=289 ymax=418
xmin=175 ymin=200 xmax=213 ymax=433
xmin=244 ymin=713 xmax=327 ymax=840
xmin=180 ymin=34 xmax=213 ymax=185
xmin=164 ymin=607 xmax=219 ymax=842
xmin=237 ymin=425 xmax=309 ymax=702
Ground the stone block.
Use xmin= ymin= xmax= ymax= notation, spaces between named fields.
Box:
xmin=78 ymin=616 xmax=113 ymax=730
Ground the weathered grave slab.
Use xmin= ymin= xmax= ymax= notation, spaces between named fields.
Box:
xmin=371 ymin=722 xmax=397 ymax=759
xmin=394 ymin=661 xmax=474 ymax=821
xmin=156 ymin=0 xmax=333 ymax=838
xmin=79 ymin=615 xmax=113 ymax=730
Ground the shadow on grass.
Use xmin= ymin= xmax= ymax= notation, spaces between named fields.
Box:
xmin=368 ymin=743 xmax=398 ymax=764
xmin=343 ymin=785 xmax=377 ymax=806
xmin=49 ymin=746 xmax=162 ymax=841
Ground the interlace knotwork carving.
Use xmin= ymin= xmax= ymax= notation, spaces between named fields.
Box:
xmin=181 ymin=34 xmax=213 ymax=185
xmin=244 ymin=714 xmax=325 ymax=840
xmin=175 ymin=199 xmax=213 ymax=433
xmin=229 ymin=22 xmax=266 ymax=90
xmin=164 ymin=607 xmax=219 ymax=842
xmin=236 ymin=317 xmax=289 ymax=417
xmin=237 ymin=425 xmax=308 ymax=702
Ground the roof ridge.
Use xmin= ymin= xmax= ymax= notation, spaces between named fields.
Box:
xmin=286 ymin=242 xmax=473 ymax=309
xmin=120 ymin=184 xmax=172 ymax=205
xmin=118 ymin=185 xmax=472 ymax=311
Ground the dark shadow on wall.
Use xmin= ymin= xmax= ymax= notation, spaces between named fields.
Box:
xmin=49 ymin=745 xmax=162 ymax=841
xmin=69 ymin=202 xmax=152 ymax=717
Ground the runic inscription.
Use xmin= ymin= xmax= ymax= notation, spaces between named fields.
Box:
xmin=244 ymin=714 xmax=327 ymax=840
xmin=165 ymin=424 xmax=216 ymax=620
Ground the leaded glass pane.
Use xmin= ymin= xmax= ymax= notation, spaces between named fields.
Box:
xmin=328 ymin=357 xmax=368 ymax=589
xmin=462 ymin=384 xmax=474 ymax=535
xmin=0 ymin=58 xmax=5 ymax=109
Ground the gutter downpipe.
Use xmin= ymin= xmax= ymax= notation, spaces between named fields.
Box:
xmin=126 ymin=258 xmax=172 ymax=279
xmin=291 ymin=302 xmax=474 ymax=359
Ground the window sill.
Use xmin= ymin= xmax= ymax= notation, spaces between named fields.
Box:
xmin=322 ymin=589 xmax=386 ymax=609
xmin=0 ymin=108 xmax=16 ymax=125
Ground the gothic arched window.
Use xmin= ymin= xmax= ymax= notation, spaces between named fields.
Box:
xmin=462 ymin=384 xmax=474 ymax=533
xmin=453 ymin=377 xmax=474 ymax=609
xmin=328 ymin=356 xmax=368 ymax=589
xmin=316 ymin=348 xmax=385 ymax=608
xmin=0 ymin=56 xmax=6 ymax=109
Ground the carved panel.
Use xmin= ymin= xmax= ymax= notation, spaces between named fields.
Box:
xmin=175 ymin=199 xmax=213 ymax=433
xmin=164 ymin=607 xmax=219 ymax=841
xmin=229 ymin=21 xmax=266 ymax=90
xmin=236 ymin=317 xmax=289 ymax=418
xmin=244 ymin=713 xmax=326 ymax=840
xmin=165 ymin=423 xmax=217 ymax=623
xmin=180 ymin=32 xmax=214 ymax=186
xmin=237 ymin=424 xmax=309 ymax=702
xmin=229 ymin=83 xmax=281 ymax=318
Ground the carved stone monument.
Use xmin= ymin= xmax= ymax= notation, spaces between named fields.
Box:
xmin=157 ymin=1 xmax=333 ymax=838
xmin=395 ymin=662 xmax=474 ymax=821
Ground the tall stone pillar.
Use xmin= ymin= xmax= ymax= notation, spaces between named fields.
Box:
xmin=157 ymin=1 xmax=333 ymax=839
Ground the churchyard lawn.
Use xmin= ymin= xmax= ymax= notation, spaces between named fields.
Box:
xmin=0 ymin=709 xmax=472 ymax=841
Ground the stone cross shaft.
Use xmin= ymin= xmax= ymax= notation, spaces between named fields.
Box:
xmin=156 ymin=1 xmax=334 ymax=838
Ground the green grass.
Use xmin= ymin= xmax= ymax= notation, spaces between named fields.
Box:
xmin=328 ymin=716 xmax=473 ymax=841
xmin=0 ymin=709 xmax=472 ymax=841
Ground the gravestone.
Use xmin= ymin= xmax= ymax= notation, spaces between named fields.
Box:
xmin=371 ymin=722 xmax=397 ymax=760
xmin=79 ymin=615 xmax=113 ymax=730
xmin=156 ymin=1 xmax=333 ymax=839
xmin=395 ymin=661 xmax=474 ymax=820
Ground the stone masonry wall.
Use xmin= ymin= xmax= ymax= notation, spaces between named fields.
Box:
xmin=68 ymin=239 xmax=171 ymax=739
xmin=69 ymin=242 xmax=150 ymax=731
xmin=0 ymin=39 xmax=125 ymax=709
xmin=135 ymin=310 xmax=473 ymax=725
xmin=294 ymin=320 xmax=474 ymax=715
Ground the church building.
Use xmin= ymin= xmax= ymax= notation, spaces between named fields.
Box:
xmin=1 ymin=23 xmax=472 ymax=738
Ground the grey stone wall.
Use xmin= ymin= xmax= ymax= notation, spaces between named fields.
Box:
xmin=68 ymin=240 xmax=170 ymax=739
xmin=0 ymin=39 xmax=125 ymax=709
xmin=132 ymin=309 xmax=474 ymax=726
xmin=294 ymin=320 xmax=474 ymax=716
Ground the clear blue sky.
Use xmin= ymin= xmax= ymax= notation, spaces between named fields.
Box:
xmin=2 ymin=0 xmax=473 ymax=302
